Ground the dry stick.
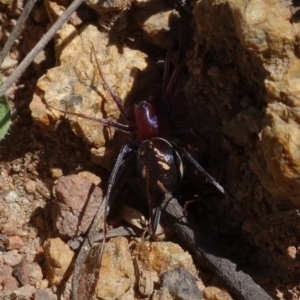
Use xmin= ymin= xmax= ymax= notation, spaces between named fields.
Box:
xmin=161 ymin=194 xmax=274 ymax=300
xmin=71 ymin=210 xmax=142 ymax=300
xmin=71 ymin=154 xmax=137 ymax=300
xmin=0 ymin=0 xmax=84 ymax=98
xmin=93 ymin=226 xmax=142 ymax=244
xmin=0 ymin=0 xmax=37 ymax=67
xmin=71 ymin=197 xmax=106 ymax=300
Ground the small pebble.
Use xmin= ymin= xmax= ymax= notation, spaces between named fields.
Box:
xmin=5 ymin=236 xmax=24 ymax=250
xmin=44 ymin=237 xmax=74 ymax=285
xmin=0 ymin=55 xmax=17 ymax=71
xmin=77 ymin=171 xmax=101 ymax=185
xmin=50 ymin=167 xmax=63 ymax=179
xmin=20 ymin=197 xmax=30 ymax=205
xmin=26 ymin=163 xmax=39 ymax=176
xmin=12 ymin=163 xmax=22 ymax=173
xmin=0 ymin=220 xmax=18 ymax=235
xmin=287 ymin=246 xmax=297 ymax=259
xmin=3 ymin=276 xmax=19 ymax=291
xmin=2 ymin=250 xmax=22 ymax=267
xmin=25 ymin=180 xmax=36 ymax=193
xmin=0 ymin=264 xmax=13 ymax=276
xmin=54 ymin=175 xmax=102 ymax=238
xmin=37 ymin=279 xmax=49 ymax=289
xmin=13 ymin=284 xmax=36 ymax=299
xmin=203 ymin=286 xmax=233 ymax=300
xmin=4 ymin=191 xmax=19 ymax=203
xmin=160 ymin=268 xmax=202 ymax=300
xmin=35 ymin=288 xmax=57 ymax=300
xmin=67 ymin=238 xmax=82 ymax=250
xmin=13 ymin=260 xmax=43 ymax=286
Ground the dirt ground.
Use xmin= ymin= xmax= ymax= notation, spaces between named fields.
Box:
xmin=1 ymin=0 xmax=300 ymax=299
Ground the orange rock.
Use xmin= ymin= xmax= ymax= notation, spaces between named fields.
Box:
xmin=43 ymin=237 xmax=74 ymax=285
xmin=203 ymin=286 xmax=233 ymax=300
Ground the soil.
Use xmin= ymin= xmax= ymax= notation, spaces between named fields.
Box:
xmin=0 ymin=0 xmax=298 ymax=299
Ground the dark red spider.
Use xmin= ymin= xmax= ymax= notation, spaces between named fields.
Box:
xmin=49 ymin=48 xmax=224 ymax=233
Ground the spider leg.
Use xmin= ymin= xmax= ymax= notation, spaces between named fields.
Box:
xmin=99 ymin=144 xmax=134 ymax=259
xmin=47 ymin=106 xmax=133 ymax=133
xmin=152 ymin=205 xmax=162 ymax=234
xmin=143 ymin=165 xmax=163 ymax=234
xmin=180 ymin=147 xmax=225 ymax=194
xmin=171 ymin=125 xmax=198 ymax=135
xmin=163 ymin=50 xmax=171 ymax=96
xmin=165 ymin=62 xmax=184 ymax=98
xmin=162 ymin=50 xmax=185 ymax=118
xmin=92 ymin=46 xmax=132 ymax=122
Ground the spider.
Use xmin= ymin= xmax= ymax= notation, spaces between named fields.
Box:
xmin=49 ymin=48 xmax=225 ymax=234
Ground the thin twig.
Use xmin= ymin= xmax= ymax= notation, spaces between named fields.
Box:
xmin=92 ymin=226 xmax=142 ymax=243
xmin=71 ymin=198 xmax=106 ymax=300
xmin=71 ymin=154 xmax=136 ymax=300
xmin=0 ymin=0 xmax=37 ymax=67
xmin=71 ymin=215 xmax=142 ymax=300
xmin=161 ymin=194 xmax=274 ymax=300
xmin=0 ymin=0 xmax=84 ymax=98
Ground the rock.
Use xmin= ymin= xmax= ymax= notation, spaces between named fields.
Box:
xmin=50 ymin=167 xmax=63 ymax=179
xmin=37 ymin=279 xmax=49 ymax=289
xmin=152 ymin=287 xmax=174 ymax=300
xmin=134 ymin=256 xmax=158 ymax=297
xmin=13 ymin=284 xmax=36 ymax=299
xmin=192 ymin=0 xmax=300 ymax=204
xmin=53 ymin=175 xmax=103 ymax=238
xmin=133 ymin=0 xmax=181 ymax=49
xmin=134 ymin=241 xmax=197 ymax=275
xmin=34 ymin=288 xmax=58 ymax=300
xmin=2 ymin=276 xmax=18 ymax=291
xmin=4 ymin=191 xmax=19 ymax=203
xmin=189 ymin=0 xmax=300 ymax=280
xmin=287 ymin=246 xmax=297 ymax=259
xmin=0 ymin=267 xmax=19 ymax=291
xmin=132 ymin=241 xmax=200 ymax=298
xmin=43 ymin=237 xmax=74 ymax=285
xmin=4 ymin=235 xmax=24 ymax=250
xmin=30 ymin=23 xmax=160 ymax=170
xmin=203 ymin=286 xmax=233 ymax=300
xmin=0 ymin=55 xmax=17 ymax=70
xmin=0 ymin=220 xmax=18 ymax=236
xmin=13 ymin=260 xmax=43 ymax=286
xmin=77 ymin=171 xmax=101 ymax=186
xmin=86 ymin=0 xmax=132 ymax=31
xmin=2 ymin=250 xmax=22 ymax=267
xmin=160 ymin=268 xmax=202 ymax=300
xmin=24 ymin=179 xmax=36 ymax=193
xmin=94 ymin=237 xmax=135 ymax=300
xmin=0 ymin=264 xmax=13 ymax=276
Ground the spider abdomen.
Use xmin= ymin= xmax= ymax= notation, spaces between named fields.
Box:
xmin=137 ymin=137 xmax=183 ymax=194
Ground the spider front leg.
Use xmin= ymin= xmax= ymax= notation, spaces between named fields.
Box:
xmin=47 ymin=106 xmax=133 ymax=133
xmin=92 ymin=46 xmax=132 ymax=122
xmin=47 ymin=48 xmax=135 ymax=133
xmin=103 ymin=143 xmax=134 ymax=226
